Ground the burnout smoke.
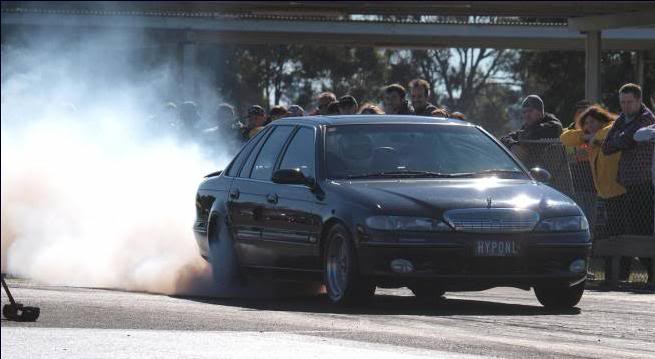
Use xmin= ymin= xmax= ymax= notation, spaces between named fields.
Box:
xmin=1 ymin=30 xmax=233 ymax=295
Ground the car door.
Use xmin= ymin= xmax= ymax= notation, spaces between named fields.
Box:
xmin=228 ymin=125 xmax=295 ymax=267
xmin=266 ymin=126 xmax=324 ymax=270
xmin=220 ymin=129 xmax=268 ymax=259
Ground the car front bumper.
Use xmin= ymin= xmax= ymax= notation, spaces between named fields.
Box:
xmin=357 ymin=231 xmax=591 ymax=289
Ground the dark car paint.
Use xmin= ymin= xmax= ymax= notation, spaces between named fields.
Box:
xmin=193 ymin=116 xmax=590 ymax=290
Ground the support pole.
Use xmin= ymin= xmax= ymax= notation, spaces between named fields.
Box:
xmin=181 ymin=31 xmax=197 ymax=101
xmin=585 ymin=31 xmax=601 ymax=103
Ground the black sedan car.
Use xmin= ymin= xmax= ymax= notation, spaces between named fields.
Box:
xmin=194 ymin=115 xmax=591 ymax=308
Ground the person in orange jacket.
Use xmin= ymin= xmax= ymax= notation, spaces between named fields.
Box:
xmin=561 ymin=105 xmax=629 ymax=280
xmin=561 ymin=105 xmax=625 ymax=203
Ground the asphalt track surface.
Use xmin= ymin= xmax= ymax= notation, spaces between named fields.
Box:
xmin=2 ymin=278 xmax=654 ymax=358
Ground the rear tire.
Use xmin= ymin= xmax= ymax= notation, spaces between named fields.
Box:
xmin=534 ymin=281 xmax=585 ymax=309
xmin=209 ymin=218 xmax=244 ymax=287
xmin=324 ymin=224 xmax=375 ymax=306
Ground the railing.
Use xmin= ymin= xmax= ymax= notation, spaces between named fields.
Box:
xmin=512 ymin=139 xmax=654 ymax=287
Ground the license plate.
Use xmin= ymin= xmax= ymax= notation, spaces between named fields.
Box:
xmin=475 ymin=240 xmax=520 ymax=257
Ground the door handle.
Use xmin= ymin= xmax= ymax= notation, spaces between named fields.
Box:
xmin=229 ymin=189 xmax=240 ymax=200
xmin=266 ymin=193 xmax=278 ymax=204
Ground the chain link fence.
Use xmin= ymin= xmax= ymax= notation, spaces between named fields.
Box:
xmin=511 ymin=139 xmax=654 ymax=288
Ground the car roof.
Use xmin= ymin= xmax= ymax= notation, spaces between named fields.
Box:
xmin=271 ymin=115 xmax=472 ymax=127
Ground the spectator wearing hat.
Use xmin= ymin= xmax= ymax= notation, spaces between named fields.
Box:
xmin=499 ymin=96 xmax=564 ymax=188
xmin=338 ymin=95 xmax=359 ymax=115
xmin=288 ymin=105 xmax=305 ymax=117
xmin=500 ymin=95 xmax=562 ymax=157
xmin=243 ymin=105 xmax=266 ymax=140
xmin=266 ymin=105 xmax=289 ymax=125
xmin=383 ymin=84 xmax=414 ymax=115
xmin=408 ymin=79 xmax=438 ymax=116
xmin=602 ymin=83 xmax=654 ymax=236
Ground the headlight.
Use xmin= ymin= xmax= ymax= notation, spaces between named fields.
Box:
xmin=533 ymin=216 xmax=589 ymax=232
xmin=365 ymin=216 xmax=453 ymax=232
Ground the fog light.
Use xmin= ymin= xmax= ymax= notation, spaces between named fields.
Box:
xmin=569 ymin=259 xmax=587 ymax=273
xmin=391 ymin=259 xmax=414 ymax=273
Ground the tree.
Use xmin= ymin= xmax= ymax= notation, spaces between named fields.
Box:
xmin=210 ymin=42 xmax=521 ymax=130
xmin=513 ymin=50 xmax=585 ymax=125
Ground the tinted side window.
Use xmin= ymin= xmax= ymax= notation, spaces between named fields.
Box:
xmin=239 ymin=128 xmax=271 ymax=178
xmin=225 ymin=130 xmax=265 ymax=177
xmin=250 ymin=126 xmax=295 ymax=180
xmin=279 ymin=127 xmax=316 ymax=179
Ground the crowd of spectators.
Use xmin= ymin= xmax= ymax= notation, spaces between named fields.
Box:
xmin=155 ymin=79 xmax=468 ymax=151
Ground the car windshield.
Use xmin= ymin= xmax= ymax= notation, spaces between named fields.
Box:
xmin=325 ymin=124 xmax=525 ymax=180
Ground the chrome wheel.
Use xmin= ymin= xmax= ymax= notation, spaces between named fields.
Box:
xmin=326 ymin=233 xmax=349 ymax=301
xmin=324 ymin=224 xmax=375 ymax=305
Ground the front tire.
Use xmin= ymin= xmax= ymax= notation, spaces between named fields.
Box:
xmin=534 ymin=281 xmax=585 ymax=309
xmin=324 ymin=224 xmax=375 ymax=306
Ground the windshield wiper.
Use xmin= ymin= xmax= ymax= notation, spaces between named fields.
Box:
xmin=345 ymin=170 xmax=463 ymax=179
xmin=448 ymin=169 xmax=526 ymax=178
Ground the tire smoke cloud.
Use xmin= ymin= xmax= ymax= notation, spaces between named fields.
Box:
xmin=1 ymin=29 xmax=233 ymax=295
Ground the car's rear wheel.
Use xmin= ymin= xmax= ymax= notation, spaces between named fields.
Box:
xmin=408 ymin=283 xmax=446 ymax=302
xmin=324 ymin=224 xmax=375 ymax=306
xmin=534 ymin=281 xmax=585 ymax=309
xmin=209 ymin=218 xmax=244 ymax=287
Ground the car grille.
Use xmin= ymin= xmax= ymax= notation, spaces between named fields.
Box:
xmin=443 ymin=208 xmax=539 ymax=233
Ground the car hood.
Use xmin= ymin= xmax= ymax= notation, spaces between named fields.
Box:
xmin=328 ymin=178 xmax=581 ymax=218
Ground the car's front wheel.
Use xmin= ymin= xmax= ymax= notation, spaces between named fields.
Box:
xmin=324 ymin=224 xmax=375 ymax=306
xmin=533 ymin=281 xmax=585 ymax=309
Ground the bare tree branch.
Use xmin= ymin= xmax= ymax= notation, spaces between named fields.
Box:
xmin=434 ymin=50 xmax=454 ymax=102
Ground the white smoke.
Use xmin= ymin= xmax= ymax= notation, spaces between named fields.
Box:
xmin=1 ymin=29 xmax=232 ymax=294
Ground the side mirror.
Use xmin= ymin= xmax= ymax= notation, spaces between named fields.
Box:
xmin=530 ymin=167 xmax=552 ymax=183
xmin=272 ymin=169 xmax=314 ymax=187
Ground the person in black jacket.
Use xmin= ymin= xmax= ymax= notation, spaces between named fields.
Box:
xmin=408 ymin=79 xmax=438 ymax=116
xmin=602 ymin=83 xmax=654 ymax=236
xmin=501 ymin=95 xmax=563 ymax=149
xmin=500 ymin=96 xmax=566 ymax=192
